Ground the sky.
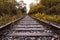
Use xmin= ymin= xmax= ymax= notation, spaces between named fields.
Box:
xmin=16 ymin=0 xmax=39 ymax=13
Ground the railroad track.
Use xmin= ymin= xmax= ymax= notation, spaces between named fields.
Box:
xmin=0 ymin=15 xmax=60 ymax=40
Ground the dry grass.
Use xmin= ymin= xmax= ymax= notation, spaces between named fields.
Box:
xmin=0 ymin=13 xmax=23 ymax=26
xmin=33 ymin=13 xmax=60 ymax=24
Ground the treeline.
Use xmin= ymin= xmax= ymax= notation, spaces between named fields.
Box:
xmin=0 ymin=0 xmax=26 ymax=26
xmin=29 ymin=0 xmax=60 ymax=24
xmin=29 ymin=0 xmax=60 ymax=15
xmin=0 ymin=0 xmax=26 ymax=16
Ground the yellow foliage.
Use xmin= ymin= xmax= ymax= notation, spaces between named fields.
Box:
xmin=33 ymin=13 xmax=60 ymax=24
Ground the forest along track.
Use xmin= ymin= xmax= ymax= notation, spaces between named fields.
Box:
xmin=0 ymin=15 xmax=60 ymax=40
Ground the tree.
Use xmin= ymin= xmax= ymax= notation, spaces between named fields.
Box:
xmin=29 ymin=0 xmax=60 ymax=15
xmin=19 ymin=0 xmax=26 ymax=13
xmin=29 ymin=2 xmax=45 ymax=14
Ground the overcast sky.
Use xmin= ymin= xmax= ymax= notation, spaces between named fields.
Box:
xmin=16 ymin=0 xmax=39 ymax=13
